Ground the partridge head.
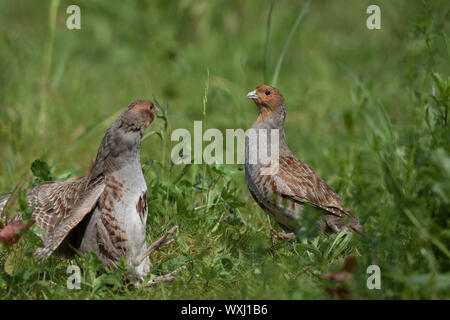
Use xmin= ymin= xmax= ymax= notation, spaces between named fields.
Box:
xmin=89 ymin=99 xmax=158 ymax=180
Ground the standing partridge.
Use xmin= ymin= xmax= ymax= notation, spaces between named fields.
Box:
xmin=245 ymin=85 xmax=361 ymax=237
xmin=0 ymin=100 xmax=178 ymax=285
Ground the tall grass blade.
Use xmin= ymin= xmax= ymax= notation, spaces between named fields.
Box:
xmin=39 ymin=0 xmax=60 ymax=131
xmin=202 ymin=69 xmax=210 ymax=214
xmin=403 ymin=208 xmax=450 ymax=259
xmin=341 ymin=64 xmax=395 ymax=144
xmin=264 ymin=0 xmax=275 ymax=84
xmin=271 ymin=0 xmax=311 ymax=87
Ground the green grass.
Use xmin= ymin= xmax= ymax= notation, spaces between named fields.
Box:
xmin=0 ymin=0 xmax=449 ymax=299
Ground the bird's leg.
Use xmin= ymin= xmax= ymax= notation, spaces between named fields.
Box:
xmin=136 ymin=225 xmax=178 ymax=265
xmin=104 ymin=257 xmax=119 ymax=270
xmin=270 ymin=229 xmax=296 ymax=242
xmin=146 ymin=265 xmax=187 ymax=287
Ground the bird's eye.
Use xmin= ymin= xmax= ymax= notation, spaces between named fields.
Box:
xmin=150 ymin=105 xmax=154 ymax=110
xmin=265 ymin=91 xmax=271 ymax=96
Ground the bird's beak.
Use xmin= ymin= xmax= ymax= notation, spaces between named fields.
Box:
xmin=155 ymin=106 xmax=160 ymax=114
xmin=247 ymin=90 xmax=258 ymax=99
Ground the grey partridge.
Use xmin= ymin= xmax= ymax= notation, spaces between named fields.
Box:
xmin=245 ymin=85 xmax=361 ymax=237
xmin=0 ymin=100 xmax=177 ymax=284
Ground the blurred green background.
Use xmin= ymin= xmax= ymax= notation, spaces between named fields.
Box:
xmin=0 ymin=0 xmax=449 ymax=299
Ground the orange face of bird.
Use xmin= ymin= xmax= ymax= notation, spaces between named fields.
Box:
xmin=130 ymin=100 xmax=159 ymax=128
xmin=247 ymin=85 xmax=285 ymax=120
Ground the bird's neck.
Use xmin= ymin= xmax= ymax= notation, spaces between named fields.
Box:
xmin=248 ymin=123 xmax=289 ymax=149
xmin=90 ymin=127 xmax=143 ymax=179
xmin=249 ymin=105 xmax=290 ymax=157
xmin=252 ymin=104 xmax=286 ymax=134
xmin=254 ymin=105 xmax=286 ymax=130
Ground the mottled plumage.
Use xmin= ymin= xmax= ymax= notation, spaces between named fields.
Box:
xmin=1 ymin=99 xmax=159 ymax=283
xmin=27 ymin=176 xmax=105 ymax=257
xmin=245 ymin=85 xmax=361 ymax=235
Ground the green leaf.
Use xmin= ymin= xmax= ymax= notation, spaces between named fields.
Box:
xmin=31 ymin=159 xmax=53 ymax=183
xmin=4 ymin=247 xmax=22 ymax=276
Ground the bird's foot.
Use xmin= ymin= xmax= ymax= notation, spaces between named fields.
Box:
xmin=137 ymin=225 xmax=178 ymax=265
xmin=146 ymin=265 xmax=187 ymax=287
xmin=106 ymin=258 xmax=119 ymax=270
xmin=270 ymin=229 xmax=296 ymax=242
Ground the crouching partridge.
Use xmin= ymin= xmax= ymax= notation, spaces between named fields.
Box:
xmin=0 ymin=100 xmax=180 ymax=285
xmin=245 ymin=85 xmax=362 ymax=238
